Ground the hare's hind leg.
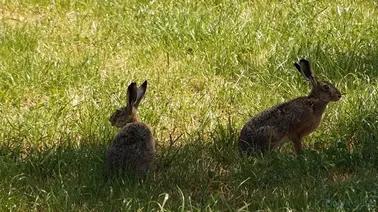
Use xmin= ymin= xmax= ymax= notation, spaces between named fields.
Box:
xmin=254 ymin=126 xmax=284 ymax=151
xmin=240 ymin=126 xmax=284 ymax=154
xmin=134 ymin=160 xmax=152 ymax=184
xmin=104 ymin=149 xmax=123 ymax=179
xmin=136 ymin=159 xmax=150 ymax=176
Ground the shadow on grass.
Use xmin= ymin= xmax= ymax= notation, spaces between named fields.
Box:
xmin=1 ymin=118 xmax=378 ymax=210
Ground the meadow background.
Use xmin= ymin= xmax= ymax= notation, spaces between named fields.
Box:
xmin=1 ymin=0 xmax=377 ymax=211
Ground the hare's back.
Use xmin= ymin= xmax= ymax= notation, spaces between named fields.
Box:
xmin=107 ymin=122 xmax=155 ymax=166
xmin=245 ymin=97 xmax=312 ymax=131
xmin=113 ymin=122 xmax=154 ymax=147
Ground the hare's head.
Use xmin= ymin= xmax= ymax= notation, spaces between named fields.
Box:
xmin=109 ymin=81 xmax=148 ymax=128
xmin=294 ymin=59 xmax=341 ymax=102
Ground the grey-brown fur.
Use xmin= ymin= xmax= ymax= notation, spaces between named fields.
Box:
xmin=106 ymin=81 xmax=155 ymax=178
xmin=239 ymin=59 xmax=341 ymax=155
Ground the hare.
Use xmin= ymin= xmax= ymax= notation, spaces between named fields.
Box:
xmin=238 ymin=59 xmax=341 ymax=155
xmin=105 ymin=80 xmax=155 ymax=179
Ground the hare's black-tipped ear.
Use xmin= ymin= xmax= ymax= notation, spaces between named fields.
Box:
xmin=134 ymin=80 xmax=147 ymax=109
xmin=294 ymin=62 xmax=309 ymax=81
xmin=126 ymin=82 xmax=138 ymax=110
xmin=294 ymin=63 xmax=301 ymax=73
xmin=298 ymin=59 xmax=317 ymax=84
xmin=294 ymin=61 xmax=309 ymax=81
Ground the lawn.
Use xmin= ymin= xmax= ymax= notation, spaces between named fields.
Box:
xmin=1 ymin=0 xmax=378 ymax=211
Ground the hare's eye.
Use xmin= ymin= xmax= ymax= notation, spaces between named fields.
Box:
xmin=322 ymin=84 xmax=330 ymax=91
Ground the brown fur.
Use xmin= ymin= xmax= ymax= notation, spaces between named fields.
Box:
xmin=106 ymin=81 xmax=155 ymax=178
xmin=239 ymin=59 xmax=341 ymax=155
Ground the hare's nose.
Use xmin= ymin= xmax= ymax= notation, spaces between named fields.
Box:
xmin=337 ymin=94 xmax=342 ymax=99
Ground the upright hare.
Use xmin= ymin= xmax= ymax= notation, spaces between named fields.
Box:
xmin=239 ymin=59 xmax=341 ymax=155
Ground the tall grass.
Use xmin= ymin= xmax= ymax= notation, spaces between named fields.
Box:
xmin=1 ymin=0 xmax=377 ymax=210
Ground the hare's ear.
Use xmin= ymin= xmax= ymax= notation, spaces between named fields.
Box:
xmin=294 ymin=62 xmax=308 ymax=81
xmin=294 ymin=62 xmax=301 ymax=73
xmin=126 ymin=82 xmax=138 ymax=111
xmin=134 ymin=80 xmax=147 ymax=109
xmin=298 ymin=59 xmax=317 ymax=85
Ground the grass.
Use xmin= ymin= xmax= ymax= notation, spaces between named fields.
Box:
xmin=1 ymin=0 xmax=378 ymax=210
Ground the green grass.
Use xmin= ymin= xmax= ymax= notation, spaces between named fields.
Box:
xmin=1 ymin=0 xmax=378 ymax=210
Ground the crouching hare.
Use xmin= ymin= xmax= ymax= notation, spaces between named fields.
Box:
xmin=239 ymin=59 xmax=341 ymax=155
xmin=106 ymin=81 xmax=155 ymax=179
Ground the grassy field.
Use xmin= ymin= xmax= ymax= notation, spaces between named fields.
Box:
xmin=1 ymin=0 xmax=378 ymax=211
